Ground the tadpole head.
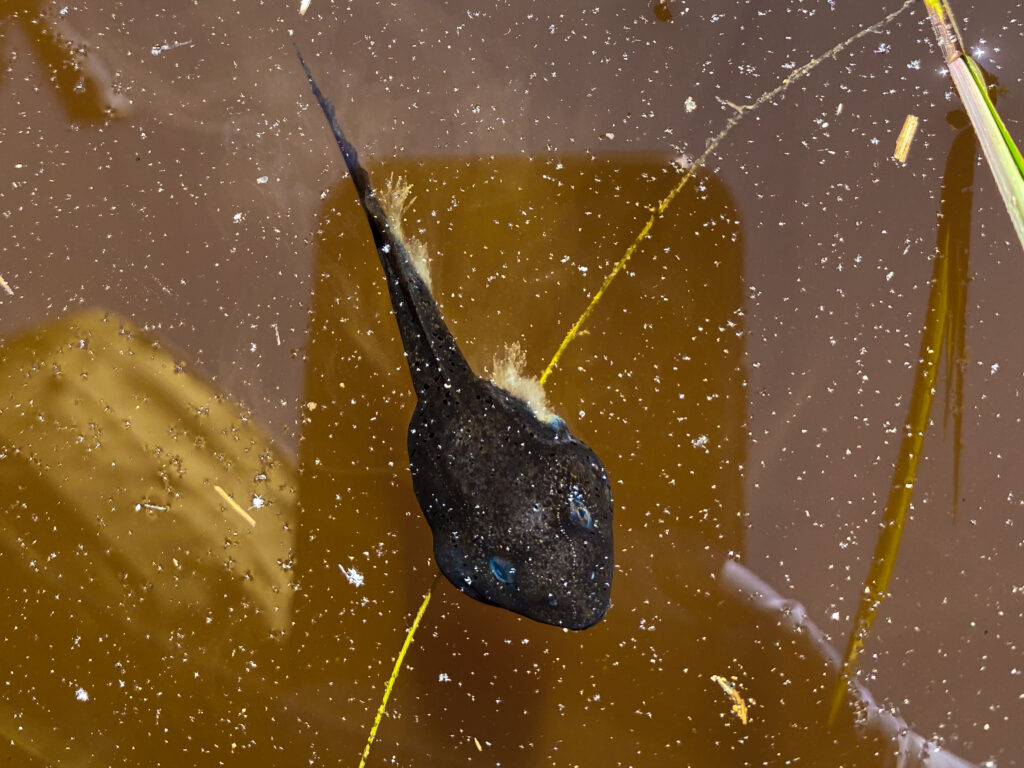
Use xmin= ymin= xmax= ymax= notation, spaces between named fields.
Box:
xmin=431 ymin=439 xmax=614 ymax=630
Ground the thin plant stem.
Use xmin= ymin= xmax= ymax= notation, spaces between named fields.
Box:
xmin=358 ymin=574 xmax=441 ymax=768
xmin=540 ymin=0 xmax=917 ymax=384
xmin=827 ymin=247 xmax=950 ymax=727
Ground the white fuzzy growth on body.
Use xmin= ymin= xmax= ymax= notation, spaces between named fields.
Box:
xmin=490 ymin=343 xmax=557 ymax=424
xmin=380 ymin=175 xmax=432 ymax=291
xmin=380 ymin=176 xmax=555 ymax=424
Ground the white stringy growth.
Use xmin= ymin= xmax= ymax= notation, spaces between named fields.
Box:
xmin=490 ymin=342 xmax=556 ymax=423
xmin=380 ymin=175 xmax=432 ymax=291
xmin=379 ymin=178 xmax=553 ymax=424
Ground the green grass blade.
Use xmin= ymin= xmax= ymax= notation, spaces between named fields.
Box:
xmin=948 ymin=57 xmax=1024 ymax=250
xmin=961 ymin=56 xmax=1024 ymax=178
xmin=923 ymin=0 xmax=1024 ymax=251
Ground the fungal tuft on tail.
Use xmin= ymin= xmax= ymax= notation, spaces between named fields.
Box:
xmin=490 ymin=342 xmax=557 ymax=424
xmin=381 ymin=174 xmax=432 ymax=291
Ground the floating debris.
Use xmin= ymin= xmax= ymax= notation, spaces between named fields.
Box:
xmin=893 ymin=114 xmax=919 ymax=163
xmin=339 ymin=564 xmax=364 ymax=587
xmin=150 ymin=40 xmax=193 ymax=57
xmin=214 ymin=484 xmax=256 ymax=526
xmin=711 ymin=674 xmax=749 ymax=725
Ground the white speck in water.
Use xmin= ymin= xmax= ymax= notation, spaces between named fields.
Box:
xmin=604 ymin=132 xmax=615 ymax=140
xmin=885 ymin=271 xmax=894 ymax=281
xmin=233 ymin=212 xmax=244 ymax=223
xmin=257 ymin=175 xmax=269 ymax=184
xmin=250 ymin=495 xmax=265 ymax=509
xmin=990 ymin=363 xmax=999 ymax=375
xmin=684 ymin=96 xmax=696 ymax=113
xmin=908 ymin=60 xmax=921 ymax=70
xmin=831 ymin=611 xmax=840 ymax=621
xmin=75 ymin=687 xmax=89 ymax=702
xmin=577 ymin=265 xmax=589 ymax=274
xmin=151 ymin=40 xmax=193 ymax=57
xmin=692 ymin=435 xmax=709 ymax=450
xmin=339 ymin=564 xmax=365 ymax=587
xmin=438 ymin=672 xmax=451 ymax=682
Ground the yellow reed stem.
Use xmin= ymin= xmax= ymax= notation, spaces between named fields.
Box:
xmin=540 ymin=0 xmax=916 ymax=385
xmin=358 ymin=574 xmax=441 ymax=768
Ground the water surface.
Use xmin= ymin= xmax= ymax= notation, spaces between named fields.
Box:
xmin=1 ymin=1 xmax=1021 ymax=765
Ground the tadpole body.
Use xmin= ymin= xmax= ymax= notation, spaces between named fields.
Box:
xmin=298 ymin=50 xmax=614 ymax=629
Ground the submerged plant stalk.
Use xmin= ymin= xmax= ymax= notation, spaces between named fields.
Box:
xmin=827 ymin=246 xmax=951 ymax=727
xmin=358 ymin=575 xmax=440 ymax=768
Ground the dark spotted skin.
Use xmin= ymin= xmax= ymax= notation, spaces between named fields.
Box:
xmin=298 ymin=49 xmax=613 ymax=629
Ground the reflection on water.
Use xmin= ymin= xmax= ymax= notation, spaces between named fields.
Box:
xmin=0 ymin=310 xmax=296 ymax=764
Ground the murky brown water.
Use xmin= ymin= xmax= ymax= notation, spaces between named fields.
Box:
xmin=2 ymin=1 xmax=1022 ymax=766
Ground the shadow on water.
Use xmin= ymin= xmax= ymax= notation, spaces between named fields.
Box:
xmin=0 ymin=311 xmax=296 ymax=765
xmin=0 ymin=155 xmax=979 ymax=766
xmin=940 ymin=99 xmax=988 ymax=521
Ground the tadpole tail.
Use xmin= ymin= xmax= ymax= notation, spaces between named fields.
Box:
xmin=296 ymin=45 xmax=471 ymax=395
xmin=295 ymin=46 xmax=387 ymax=232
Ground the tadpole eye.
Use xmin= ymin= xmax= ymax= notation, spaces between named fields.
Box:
xmin=489 ymin=556 xmax=516 ymax=585
xmin=568 ymin=488 xmax=593 ymax=529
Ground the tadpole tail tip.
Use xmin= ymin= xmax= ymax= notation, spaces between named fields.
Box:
xmin=293 ymin=45 xmax=322 ymax=102
xmin=293 ymin=44 xmax=369 ymax=194
xmin=293 ymin=44 xmax=330 ymax=120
